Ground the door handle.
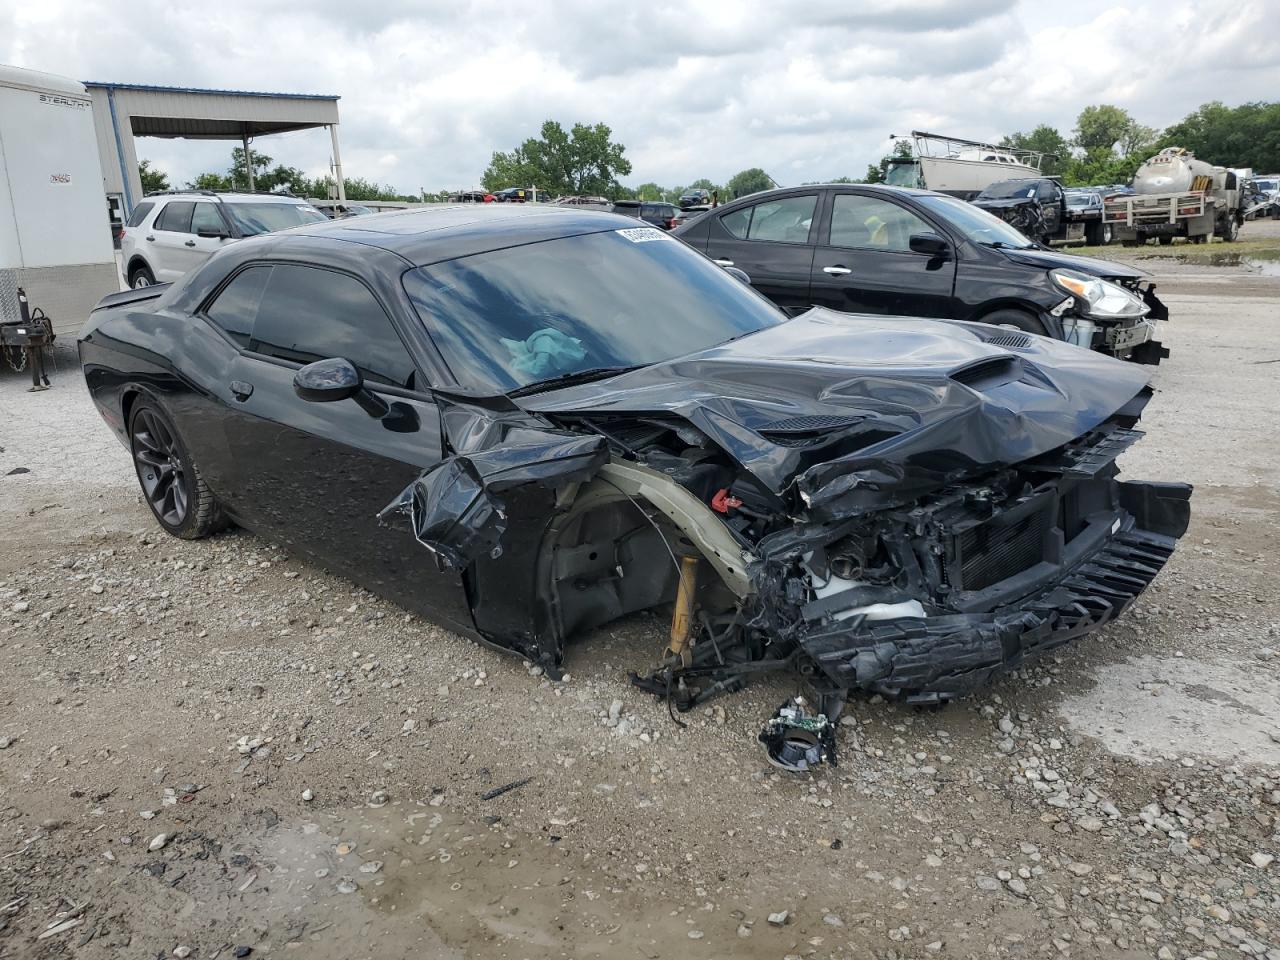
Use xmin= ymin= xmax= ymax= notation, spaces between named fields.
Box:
xmin=145 ymin=236 xmax=155 ymax=242
xmin=823 ymin=266 xmax=852 ymax=275
xmin=712 ymin=258 xmax=734 ymax=267
xmin=229 ymin=380 xmax=254 ymax=401
xmin=184 ymin=239 xmax=196 ymax=247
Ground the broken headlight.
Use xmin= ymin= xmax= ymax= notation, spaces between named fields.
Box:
xmin=1051 ymin=269 xmax=1148 ymax=320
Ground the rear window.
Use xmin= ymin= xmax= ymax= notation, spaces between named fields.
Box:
xmin=126 ymin=202 xmax=155 ymax=228
xmin=223 ymin=202 xmax=328 ymax=237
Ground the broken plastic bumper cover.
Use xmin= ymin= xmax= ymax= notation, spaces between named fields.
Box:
xmin=801 ymin=505 xmax=1183 ymax=704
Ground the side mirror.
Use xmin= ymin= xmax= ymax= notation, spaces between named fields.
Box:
xmin=294 ymin=357 xmax=390 ymax=418
xmin=909 ymin=232 xmax=950 ymax=258
xmin=294 ymin=357 xmax=363 ymax=403
xmin=197 ymin=228 xmax=229 ymax=240
xmin=724 ymin=266 xmax=752 ymax=285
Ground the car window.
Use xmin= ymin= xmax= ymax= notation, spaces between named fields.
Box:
xmin=402 ymin=229 xmax=783 ymax=393
xmin=829 ymin=194 xmax=931 ymax=252
xmin=1036 ymin=182 xmax=1057 ymax=201
xmin=126 ymin=202 xmax=155 ymax=228
xmin=720 ymin=207 xmax=751 ymax=239
xmin=746 ymin=196 xmax=816 ymax=243
xmin=249 ymin=264 xmax=416 ymax=390
xmin=222 ymin=202 xmax=328 ymax=237
xmin=204 ymin=265 xmax=271 ymax=348
xmin=191 ymin=203 xmax=224 ymax=235
xmin=154 ymin=201 xmax=194 ymax=233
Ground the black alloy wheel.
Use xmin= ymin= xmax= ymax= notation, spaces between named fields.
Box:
xmin=128 ymin=402 xmax=225 ymax=539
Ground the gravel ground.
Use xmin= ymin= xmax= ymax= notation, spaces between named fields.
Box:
xmin=0 ymin=250 xmax=1277 ymax=960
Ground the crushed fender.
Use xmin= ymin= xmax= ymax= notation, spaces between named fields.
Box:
xmin=380 ymin=432 xmax=607 ymax=570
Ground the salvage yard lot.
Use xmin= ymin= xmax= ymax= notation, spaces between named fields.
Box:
xmin=1 ymin=237 xmax=1278 ymax=958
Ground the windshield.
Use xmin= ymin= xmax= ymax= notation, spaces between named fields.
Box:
xmin=403 ymin=228 xmax=784 ymax=393
xmin=884 ymin=161 xmax=923 ymax=189
xmin=979 ymin=180 xmax=1040 ymax=199
xmin=915 ymin=195 xmax=1036 ymax=249
xmin=225 ymin=202 xmax=328 ymax=236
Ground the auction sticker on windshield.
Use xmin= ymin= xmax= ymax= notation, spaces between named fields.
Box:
xmin=616 ymin=227 xmax=666 ymax=243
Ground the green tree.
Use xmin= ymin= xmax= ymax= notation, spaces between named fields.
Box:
xmin=481 ymin=120 xmax=632 ymax=196
xmin=187 ymin=171 xmax=233 ymax=191
xmin=1161 ymin=101 xmax=1280 ymax=171
xmin=1073 ymin=104 xmax=1136 ymax=154
xmin=634 ymin=181 xmax=669 ymax=200
xmin=724 ymin=168 xmax=774 ymax=199
xmin=1001 ymin=125 xmax=1071 ymax=176
xmin=138 ymin=159 xmax=170 ymax=194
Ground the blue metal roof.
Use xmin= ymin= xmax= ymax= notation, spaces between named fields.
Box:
xmin=83 ymin=81 xmax=338 ymax=101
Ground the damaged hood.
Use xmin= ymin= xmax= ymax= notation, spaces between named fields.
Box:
xmin=521 ymin=309 xmax=1153 ymax=516
xmin=997 ymin=246 xmax=1149 ymax=281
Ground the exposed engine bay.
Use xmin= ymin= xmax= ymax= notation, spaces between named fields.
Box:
xmin=380 ymin=310 xmax=1192 ymax=764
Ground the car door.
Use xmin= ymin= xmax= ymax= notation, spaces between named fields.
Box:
xmin=207 ymin=260 xmax=475 ymax=632
xmin=809 ymin=191 xmax=958 ymax=318
xmin=148 ymin=201 xmax=197 ymax=282
xmin=700 ymin=193 xmax=818 ymax=311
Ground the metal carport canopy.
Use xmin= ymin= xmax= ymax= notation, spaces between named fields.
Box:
xmin=83 ymin=81 xmax=344 ymax=211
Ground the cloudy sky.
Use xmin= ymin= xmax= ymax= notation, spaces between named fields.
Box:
xmin=4 ymin=0 xmax=1279 ymax=194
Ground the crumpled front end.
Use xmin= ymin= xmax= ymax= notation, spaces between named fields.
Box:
xmin=383 ymin=313 xmax=1191 ymax=734
xmin=972 ymin=197 xmax=1049 ymax=239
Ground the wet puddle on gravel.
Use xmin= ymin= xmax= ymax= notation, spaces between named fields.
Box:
xmin=234 ymin=802 xmax=792 ymax=959
xmin=1058 ymin=654 xmax=1280 ymax=766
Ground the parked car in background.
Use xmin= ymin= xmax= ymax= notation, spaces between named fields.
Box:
xmin=672 ymin=183 xmax=1168 ymax=363
xmin=1064 ymin=189 xmax=1113 ymax=245
xmin=671 ymin=204 xmax=713 ymax=228
xmin=120 ymin=192 xmax=327 ymax=288
xmin=679 ymin=188 xmax=713 ymax=209
xmin=609 ymin=199 xmax=679 ymax=229
xmin=972 ymin=177 xmax=1084 ymax=246
xmin=78 ymin=204 xmax=1189 ymax=731
xmin=312 ymin=202 xmax=376 ymax=219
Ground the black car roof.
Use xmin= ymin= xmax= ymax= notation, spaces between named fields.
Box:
xmin=280 ymin=204 xmax=641 ymax=266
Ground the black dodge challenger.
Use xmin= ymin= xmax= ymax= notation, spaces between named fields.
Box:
xmin=80 ymin=205 xmax=1190 ymax=760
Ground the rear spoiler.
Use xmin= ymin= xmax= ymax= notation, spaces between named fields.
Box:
xmin=91 ymin=284 xmax=172 ymax=313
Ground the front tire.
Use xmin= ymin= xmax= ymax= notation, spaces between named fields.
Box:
xmin=128 ymin=401 xmax=225 ymax=539
xmin=129 ymin=264 xmax=156 ymax=288
xmin=980 ymin=308 xmax=1048 ymax=337
xmin=1158 ymin=235 xmax=1174 ymax=246
xmin=1219 ymin=217 xmax=1239 ymax=242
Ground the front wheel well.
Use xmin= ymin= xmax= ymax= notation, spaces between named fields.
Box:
xmin=125 ymin=257 xmax=151 ymax=279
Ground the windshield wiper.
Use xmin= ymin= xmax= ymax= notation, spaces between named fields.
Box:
xmin=507 ymin=365 xmax=645 ymax=398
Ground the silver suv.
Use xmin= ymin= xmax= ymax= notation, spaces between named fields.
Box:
xmin=120 ymin=192 xmax=328 ymax=288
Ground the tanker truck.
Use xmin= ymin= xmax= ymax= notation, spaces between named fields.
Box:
xmin=1104 ymin=147 xmax=1246 ymax=245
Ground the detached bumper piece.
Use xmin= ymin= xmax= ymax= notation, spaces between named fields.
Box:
xmin=800 ymin=522 xmax=1178 ymax=705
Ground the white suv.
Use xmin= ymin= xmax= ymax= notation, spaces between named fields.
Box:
xmin=120 ymin=192 xmax=328 ymax=288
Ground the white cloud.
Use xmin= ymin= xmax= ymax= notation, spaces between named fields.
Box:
xmin=3 ymin=0 xmax=1278 ymax=193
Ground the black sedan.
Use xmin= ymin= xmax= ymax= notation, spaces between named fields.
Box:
xmin=673 ymin=184 xmax=1167 ymax=363
xmin=79 ymin=205 xmax=1189 ymax=752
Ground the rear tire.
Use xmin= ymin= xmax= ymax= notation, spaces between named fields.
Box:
xmin=128 ymin=401 xmax=226 ymax=540
xmin=129 ymin=264 xmax=156 ymax=288
xmin=1158 ymin=235 xmax=1174 ymax=246
xmin=980 ymin=308 xmax=1048 ymax=337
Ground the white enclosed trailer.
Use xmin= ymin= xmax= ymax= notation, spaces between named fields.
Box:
xmin=0 ymin=64 xmax=120 ymax=337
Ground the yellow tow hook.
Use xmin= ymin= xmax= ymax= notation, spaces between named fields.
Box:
xmin=666 ymin=554 xmax=700 ymax=667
